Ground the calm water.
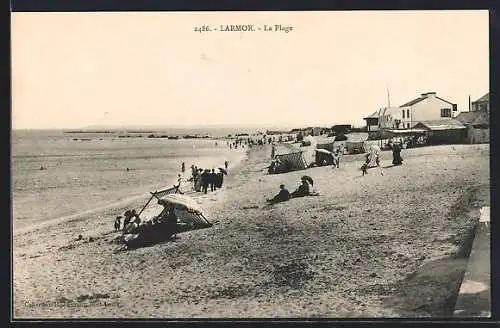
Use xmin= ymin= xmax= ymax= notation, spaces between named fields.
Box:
xmin=12 ymin=130 xmax=246 ymax=230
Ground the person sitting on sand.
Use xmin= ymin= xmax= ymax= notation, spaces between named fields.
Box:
xmin=123 ymin=209 xmax=140 ymax=231
xmin=156 ymin=204 xmax=178 ymax=239
xmin=267 ymin=184 xmax=291 ymax=204
xmin=290 ymin=177 xmax=310 ymax=198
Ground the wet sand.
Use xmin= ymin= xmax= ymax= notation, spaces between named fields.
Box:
xmin=13 ymin=143 xmax=489 ymax=318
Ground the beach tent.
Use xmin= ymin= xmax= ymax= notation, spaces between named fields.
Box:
xmin=137 ymin=185 xmax=182 ymax=217
xmin=344 ymin=133 xmax=370 ymax=154
xmin=274 ymin=151 xmax=309 ymax=171
xmin=120 ymin=192 xmax=213 ymax=250
xmin=315 ymin=137 xmax=336 ymax=152
xmin=315 ymin=148 xmax=334 ymax=166
xmin=157 ymin=194 xmax=212 ymax=231
xmin=345 ymin=141 xmax=366 ymax=154
xmin=269 ymin=143 xmax=311 ymax=173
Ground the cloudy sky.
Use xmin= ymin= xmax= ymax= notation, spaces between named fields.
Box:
xmin=12 ymin=10 xmax=489 ymax=129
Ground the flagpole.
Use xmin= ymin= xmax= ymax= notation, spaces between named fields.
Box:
xmin=387 ymin=84 xmax=391 ymax=108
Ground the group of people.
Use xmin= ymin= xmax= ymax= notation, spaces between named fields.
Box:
xmin=361 ymin=142 xmax=403 ymax=175
xmin=267 ymin=176 xmax=315 ymax=204
xmin=114 ymin=204 xmax=179 ymax=249
xmin=188 ymin=161 xmax=229 ymax=194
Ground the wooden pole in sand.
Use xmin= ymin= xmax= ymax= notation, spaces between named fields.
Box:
xmin=137 ymin=194 xmax=155 ymax=217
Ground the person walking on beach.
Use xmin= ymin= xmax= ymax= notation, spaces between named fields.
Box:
xmin=271 ymin=145 xmax=276 ymax=159
xmin=392 ymin=143 xmax=403 ymax=166
xmin=181 ymin=162 xmax=185 ymax=173
xmin=332 ymin=148 xmax=340 ymax=169
xmin=224 ymin=161 xmax=229 ymax=170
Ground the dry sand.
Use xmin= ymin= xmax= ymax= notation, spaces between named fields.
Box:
xmin=13 ymin=143 xmax=490 ymax=318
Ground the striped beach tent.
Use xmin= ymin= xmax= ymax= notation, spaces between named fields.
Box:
xmin=137 ymin=185 xmax=182 ymax=217
xmin=275 ymin=151 xmax=309 ymax=170
xmin=157 ymin=194 xmax=212 ymax=230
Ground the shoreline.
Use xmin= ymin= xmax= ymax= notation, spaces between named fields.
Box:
xmin=13 ymin=144 xmax=489 ymax=318
xmin=13 ymin=147 xmax=248 ymax=236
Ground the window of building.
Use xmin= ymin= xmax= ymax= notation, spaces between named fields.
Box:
xmin=407 ymin=123 xmax=410 ymax=129
xmin=402 ymin=110 xmax=405 ymax=119
xmin=480 ymin=103 xmax=487 ymax=111
xmin=440 ymin=108 xmax=451 ymax=117
xmin=407 ymin=109 xmax=410 ymax=118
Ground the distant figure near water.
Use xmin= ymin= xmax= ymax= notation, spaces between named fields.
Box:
xmin=181 ymin=162 xmax=185 ymax=173
xmin=225 ymin=161 xmax=229 ymax=170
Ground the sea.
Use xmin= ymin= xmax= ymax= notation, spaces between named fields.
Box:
xmin=11 ymin=129 xmax=248 ymax=231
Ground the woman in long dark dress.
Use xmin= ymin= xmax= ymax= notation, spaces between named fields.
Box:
xmin=392 ymin=143 xmax=403 ymax=166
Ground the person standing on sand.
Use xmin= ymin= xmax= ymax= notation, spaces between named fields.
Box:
xmin=181 ymin=162 xmax=185 ymax=173
xmin=201 ymin=169 xmax=210 ymax=194
xmin=392 ymin=143 xmax=403 ymax=166
xmin=210 ymin=169 xmax=217 ymax=191
xmin=225 ymin=161 xmax=229 ymax=170
xmin=271 ymin=145 xmax=276 ymax=159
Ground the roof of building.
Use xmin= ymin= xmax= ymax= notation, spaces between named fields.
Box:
xmin=385 ymin=129 xmax=427 ymax=135
xmin=363 ymin=111 xmax=379 ymax=120
xmin=472 ymin=93 xmax=489 ymax=103
xmin=456 ymin=111 xmax=489 ymax=126
xmin=400 ymin=95 xmax=427 ymax=107
xmin=399 ymin=92 xmax=455 ymax=107
xmin=414 ymin=119 xmax=466 ymax=131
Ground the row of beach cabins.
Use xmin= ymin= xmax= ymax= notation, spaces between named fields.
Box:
xmin=231 ymin=91 xmax=490 ymax=174
xmin=262 ymin=91 xmax=490 ymax=149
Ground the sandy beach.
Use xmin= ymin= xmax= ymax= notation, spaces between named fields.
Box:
xmin=13 ymin=143 xmax=489 ymax=318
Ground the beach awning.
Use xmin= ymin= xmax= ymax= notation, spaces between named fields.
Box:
xmin=414 ymin=119 xmax=467 ymax=131
xmin=315 ymin=148 xmax=333 ymax=155
xmin=158 ymin=194 xmax=212 ymax=228
xmin=385 ymin=129 xmax=427 ymax=134
xmin=158 ymin=194 xmax=204 ymax=214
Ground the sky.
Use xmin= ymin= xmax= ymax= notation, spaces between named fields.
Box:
xmin=11 ymin=10 xmax=489 ymax=130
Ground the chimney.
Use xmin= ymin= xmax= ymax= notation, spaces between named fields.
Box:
xmin=421 ymin=92 xmax=437 ymax=98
